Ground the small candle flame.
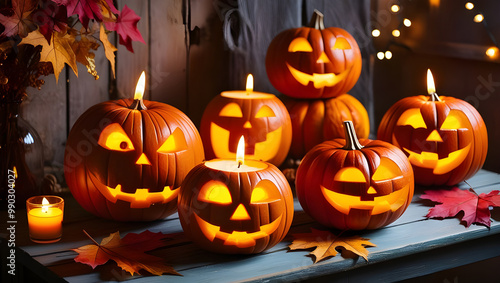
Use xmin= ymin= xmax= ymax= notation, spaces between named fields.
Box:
xmin=427 ymin=69 xmax=436 ymax=94
xmin=236 ymin=136 xmax=245 ymax=167
xmin=13 ymin=166 xmax=17 ymax=179
xmin=134 ymin=71 xmax=146 ymax=100
xmin=42 ymin=197 xmax=49 ymax=213
xmin=245 ymin=74 xmax=253 ymax=94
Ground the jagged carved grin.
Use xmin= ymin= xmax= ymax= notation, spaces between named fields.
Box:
xmin=194 ymin=213 xmax=282 ymax=248
xmin=403 ymin=144 xmax=471 ymax=175
xmin=286 ymin=63 xmax=352 ymax=88
xmin=89 ymin=172 xmax=179 ymax=209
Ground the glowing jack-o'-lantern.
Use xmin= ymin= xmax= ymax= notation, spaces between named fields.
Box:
xmin=200 ymin=75 xmax=292 ymax=167
xmin=178 ymin=138 xmax=293 ymax=254
xmin=266 ymin=10 xmax=362 ymax=99
xmin=283 ymin=94 xmax=370 ymax=159
xmin=64 ymin=72 xmax=205 ymax=221
xmin=296 ymin=121 xmax=414 ymax=230
xmin=378 ymin=70 xmax=488 ymax=186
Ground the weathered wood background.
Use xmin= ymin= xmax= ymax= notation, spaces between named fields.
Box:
xmin=20 ymin=0 xmax=500 ymax=176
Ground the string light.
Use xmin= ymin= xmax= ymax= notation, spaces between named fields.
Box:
xmin=465 ymin=2 xmax=474 ymax=10
xmin=473 ymin=14 xmax=484 ymax=23
xmin=372 ymin=29 xmax=381 ymax=37
xmin=403 ymin=18 xmax=411 ymax=27
xmin=392 ymin=29 xmax=401 ymax=37
xmin=377 ymin=52 xmax=385 ymax=60
xmin=486 ymin=47 xmax=499 ymax=59
xmin=385 ymin=51 xmax=393 ymax=59
xmin=391 ymin=5 xmax=400 ymax=13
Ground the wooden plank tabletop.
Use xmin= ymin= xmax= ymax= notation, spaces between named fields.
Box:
xmin=2 ymin=169 xmax=500 ymax=282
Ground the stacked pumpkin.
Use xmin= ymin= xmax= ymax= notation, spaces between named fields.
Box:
xmin=266 ymin=10 xmax=369 ymax=159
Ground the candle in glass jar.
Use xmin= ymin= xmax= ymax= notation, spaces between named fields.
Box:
xmin=27 ymin=196 xmax=64 ymax=243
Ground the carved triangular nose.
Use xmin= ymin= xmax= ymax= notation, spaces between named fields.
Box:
xmin=426 ymin=130 xmax=443 ymax=142
xmin=243 ymin=121 xmax=252 ymax=128
xmin=230 ymin=204 xmax=250 ymax=220
xmin=316 ymin=52 xmax=331 ymax=63
xmin=136 ymin=153 xmax=151 ymax=165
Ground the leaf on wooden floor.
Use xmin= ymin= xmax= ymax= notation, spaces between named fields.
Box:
xmin=421 ymin=187 xmax=500 ymax=228
xmin=72 ymin=230 xmax=181 ymax=276
xmin=289 ymin=228 xmax=376 ymax=263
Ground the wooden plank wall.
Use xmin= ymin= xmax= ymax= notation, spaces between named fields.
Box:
xmin=21 ymin=0 xmax=374 ymax=175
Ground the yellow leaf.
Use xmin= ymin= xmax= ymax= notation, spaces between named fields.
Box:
xmin=20 ymin=30 xmax=78 ymax=82
xmin=289 ymin=228 xmax=376 ymax=263
xmin=100 ymin=24 xmax=117 ymax=78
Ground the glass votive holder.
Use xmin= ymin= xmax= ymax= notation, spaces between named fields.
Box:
xmin=26 ymin=195 xmax=64 ymax=243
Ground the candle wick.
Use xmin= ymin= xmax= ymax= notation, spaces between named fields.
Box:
xmin=238 ymin=161 xmax=242 ymax=168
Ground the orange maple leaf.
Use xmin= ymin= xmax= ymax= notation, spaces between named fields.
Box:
xmin=99 ymin=24 xmax=117 ymax=78
xmin=289 ymin=228 xmax=376 ymax=263
xmin=20 ymin=29 xmax=78 ymax=82
xmin=72 ymin=230 xmax=181 ymax=276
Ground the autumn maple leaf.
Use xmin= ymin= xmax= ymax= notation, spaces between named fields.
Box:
xmin=289 ymin=228 xmax=376 ymax=263
xmin=104 ymin=5 xmax=144 ymax=52
xmin=0 ymin=0 xmax=36 ymax=37
xmin=421 ymin=187 xmax=500 ymax=227
xmin=33 ymin=1 xmax=68 ymax=42
xmin=20 ymin=29 xmax=77 ymax=81
xmin=73 ymin=230 xmax=181 ymax=276
xmin=99 ymin=24 xmax=117 ymax=77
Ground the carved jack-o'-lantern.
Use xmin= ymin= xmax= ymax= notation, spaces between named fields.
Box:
xmin=200 ymin=76 xmax=292 ymax=166
xmin=266 ymin=10 xmax=362 ymax=99
xmin=296 ymin=121 xmax=414 ymax=230
xmin=378 ymin=70 xmax=488 ymax=186
xmin=64 ymin=73 xmax=205 ymax=221
xmin=283 ymin=94 xmax=370 ymax=159
xmin=178 ymin=140 xmax=293 ymax=254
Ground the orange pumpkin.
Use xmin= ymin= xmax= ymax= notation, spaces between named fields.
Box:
xmin=296 ymin=121 xmax=414 ymax=230
xmin=283 ymin=94 xmax=369 ymax=159
xmin=378 ymin=92 xmax=488 ymax=186
xmin=178 ymin=160 xmax=294 ymax=254
xmin=64 ymin=98 xmax=204 ymax=221
xmin=266 ymin=10 xmax=362 ymax=99
xmin=200 ymin=91 xmax=292 ymax=167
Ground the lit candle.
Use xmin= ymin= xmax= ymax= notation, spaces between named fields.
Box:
xmin=427 ymin=69 xmax=441 ymax=101
xmin=26 ymin=196 xmax=64 ymax=243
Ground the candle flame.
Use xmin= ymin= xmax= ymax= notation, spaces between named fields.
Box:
xmin=13 ymin=166 xmax=17 ymax=179
xmin=427 ymin=69 xmax=436 ymax=94
xmin=134 ymin=71 xmax=146 ymax=100
xmin=236 ymin=136 xmax=245 ymax=167
xmin=42 ymin=197 xmax=49 ymax=213
xmin=246 ymin=74 xmax=253 ymax=94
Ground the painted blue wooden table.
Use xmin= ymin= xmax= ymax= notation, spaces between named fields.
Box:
xmin=2 ymin=169 xmax=500 ymax=282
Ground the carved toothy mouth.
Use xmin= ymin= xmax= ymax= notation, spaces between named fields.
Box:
xmin=286 ymin=63 xmax=352 ymax=88
xmin=321 ymin=184 xmax=410 ymax=215
xmin=194 ymin=213 xmax=282 ymax=248
xmin=210 ymin=123 xmax=283 ymax=162
xmin=403 ymin=144 xmax=471 ymax=175
xmin=89 ymin=172 xmax=179 ymax=209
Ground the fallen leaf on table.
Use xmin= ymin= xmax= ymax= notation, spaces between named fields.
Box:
xmin=289 ymin=228 xmax=376 ymax=263
xmin=72 ymin=230 xmax=181 ymax=276
xmin=420 ymin=187 xmax=500 ymax=227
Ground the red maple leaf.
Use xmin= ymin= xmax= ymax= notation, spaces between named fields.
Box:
xmin=52 ymin=0 xmax=101 ymax=28
xmin=0 ymin=0 xmax=36 ymax=37
xmin=420 ymin=187 xmax=500 ymax=227
xmin=104 ymin=5 xmax=144 ymax=52
xmin=33 ymin=1 xmax=68 ymax=42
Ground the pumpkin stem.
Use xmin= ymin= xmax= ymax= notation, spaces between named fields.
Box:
xmin=429 ymin=92 xmax=441 ymax=102
xmin=130 ymin=98 xmax=147 ymax=110
xmin=308 ymin=10 xmax=325 ymax=30
xmin=343 ymin=121 xmax=363 ymax=150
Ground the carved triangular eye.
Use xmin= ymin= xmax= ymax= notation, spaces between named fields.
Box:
xmin=372 ymin=158 xmax=403 ymax=181
xmin=157 ymin=128 xmax=188 ymax=153
xmin=334 ymin=167 xmax=367 ymax=183
xmin=441 ymin=110 xmax=466 ymax=130
xmin=397 ymin=108 xmax=426 ymax=129
xmin=98 ymin=123 xmax=134 ymax=152
xmin=219 ymin=102 xmax=243 ymax=117
xmin=332 ymin=37 xmax=351 ymax=50
xmin=198 ymin=181 xmax=232 ymax=204
xmin=250 ymin=180 xmax=280 ymax=203
xmin=288 ymin=38 xmax=313 ymax=52
xmin=255 ymin=105 xmax=276 ymax=118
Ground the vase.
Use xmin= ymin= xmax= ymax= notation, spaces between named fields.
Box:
xmin=0 ymin=100 xmax=44 ymax=208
